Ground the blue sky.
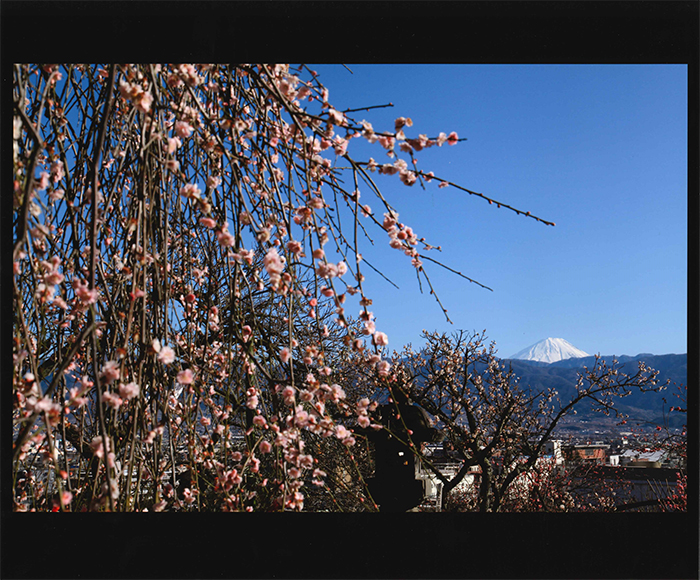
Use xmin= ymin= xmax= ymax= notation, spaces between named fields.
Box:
xmin=310 ymin=64 xmax=688 ymax=358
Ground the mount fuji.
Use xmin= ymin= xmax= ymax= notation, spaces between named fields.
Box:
xmin=508 ymin=338 xmax=590 ymax=364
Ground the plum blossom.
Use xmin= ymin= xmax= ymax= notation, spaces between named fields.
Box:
xmin=281 ymin=386 xmax=295 ymax=406
xmin=158 ymin=346 xmax=176 ymax=365
xmin=246 ymin=387 xmax=259 ymax=409
xmin=50 ymin=160 xmax=64 ymax=183
xmin=180 ymin=183 xmax=201 ymax=200
xmin=399 ymin=171 xmax=417 ymax=186
xmin=33 ymin=397 xmax=62 ymax=425
xmin=102 ymin=391 xmax=123 ymax=410
xmin=90 ymin=435 xmax=113 ymax=460
xmin=216 ymin=221 xmax=235 ymax=247
xmin=176 ymin=369 xmax=194 ymax=385
xmin=100 ymin=360 xmax=120 ymax=384
xmin=263 ymin=247 xmax=286 ymax=290
xmin=327 ymin=108 xmax=346 ymax=126
xmin=167 ymin=136 xmax=181 ymax=153
xmin=48 ymin=188 xmax=65 ymax=203
xmin=72 ymin=279 xmax=98 ymax=305
xmin=286 ymin=240 xmax=303 ymax=255
xmin=280 ymin=347 xmax=291 ymax=364
xmin=377 ymin=360 xmax=391 ymax=377
xmin=373 ymin=331 xmax=389 ymax=347
xmin=175 ymin=120 xmax=194 ymax=139
xmin=40 ymin=256 xmax=64 ymax=286
xmin=315 ymin=262 xmax=338 ymax=279
xmin=395 ymin=117 xmax=413 ymax=131
xmin=118 ymin=381 xmax=140 ymax=401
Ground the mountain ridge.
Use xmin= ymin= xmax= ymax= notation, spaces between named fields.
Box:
xmin=499 ymin=352 xmax=687 ymax=428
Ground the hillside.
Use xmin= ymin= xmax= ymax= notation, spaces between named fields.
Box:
xmin=500 ymin=353 xmax=688 ymax=429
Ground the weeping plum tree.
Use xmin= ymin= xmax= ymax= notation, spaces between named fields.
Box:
xmin=12 ymin=63 xmax=554 ymax=512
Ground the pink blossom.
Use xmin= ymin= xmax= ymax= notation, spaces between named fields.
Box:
xmin=48 ymin=188 xmax=65 ymax=202
xmin=280 ymin=347 xmax=291 ymax=364
xmin=286 ymin=240 xmax=303 ymax=255
xmin=438 ymin=181 xmax=449 ymax=189
xmin=241 ymin=325 xmax=253 ymax=343
xmin=36 ymin=171 xmax=50 ymax=191
xmin=50 ymin=160 xmax=64 ymax=183
xmin=373 ymin=331 xmax=389 ymax=347
xmin=33 ymin=397 xmax=61 ymax=417
xmin=447 ymin=131 xmax=459 ymax=145
xmin=102 ymin=391 xmax=123 ymax=409
xmin=377 ymin=135 xmax=395 ymax=150
xmin=118 ymin=381 xmax=140 ymax=400
xmin=180 ymin=183 xmax=201 ymax=200
xmin=72 ymin=279 xmax=98 ymax=305
xmin=217 ymin=226 xmax=235 ymax=247
xmin=327 ymin=383 xmax=346 ymax=402
xmin=206 ymin=175 xmax=221 ymax=189
xmin=264 ymin=247 xmax=286 ymax=289
xmin=395 ymin=117 xmax=413 ymax=131
xmin=199 ymin=217 xmax=216 ymax=228
xmin=282 ymin=386 xmax=295 ymax=405
xmin=315 ymin=262 xmax=338 ymax=279
xmin=379 ymin=163 xmax=398 ymax=176
xmin=327 ymin=108 xmax=346 ymax=126
xmin=259 ymin=440 xmax=272 ymax=453
xmin=90 ymin=435 xmax=111 ymax=459
xmin=333 ymin=136 xmax=348 ymax=156
xmin=400 ymin=171 xmax=417 ymax=186
xmin=246 ymin=387 xmax=259 ymax=409
xmin=377 ymin=360 xmax=391 ymax=377
xmin=135 ymin=91 xmax=152 ymax=114
xmin=335 ymin=425 xmax=351 ymax=440
xmin=100 ymin=360 xmax=120 ymax=384
xmin=167 ymin=136 xmax=181 ymax=153
xmin=176 ymin=369 xmax=194 ymax=385
xmin=158 ymin=346 xmax=176 ymax=365
xmin=175 ymin=120 xmax=193 ymax=139
xmin=307 ymin=196 xmax=325 ymax=209
xmin=293 ymin=409 xmax=310 ymax=428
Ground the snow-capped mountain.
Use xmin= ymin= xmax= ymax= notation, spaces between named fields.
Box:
xmin=508 ymin=338 xmax=590 ymax=364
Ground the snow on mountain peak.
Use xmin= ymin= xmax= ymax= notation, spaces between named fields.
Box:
xmin=508 ymin=338 xmax=590 ymax=364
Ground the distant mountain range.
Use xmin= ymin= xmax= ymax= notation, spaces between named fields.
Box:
xmin=500 ymin=352 xmax=688 ymax=429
